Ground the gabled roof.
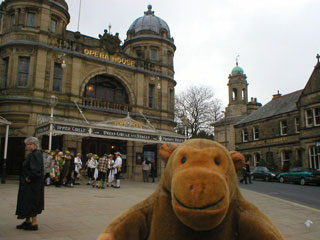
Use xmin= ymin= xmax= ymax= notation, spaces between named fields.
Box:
xmin=298 ymin=61 xmax=320 ymax=105
xmin=235 ymin=90 xmax=303 ymax=126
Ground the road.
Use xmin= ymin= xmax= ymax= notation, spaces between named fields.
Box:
xmin=239 ymin=179 xmax=320 ymax=210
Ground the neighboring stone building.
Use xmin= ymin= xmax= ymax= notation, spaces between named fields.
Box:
xmin=0 ymin=1 xmax=184 ymax=180
xmin=215 ymin=56 xmax=320 ymax=171
xmin=234 ymin=56 xmax=320 ymax=171
xmin=213 ymin=61 xmax=261 ymax=150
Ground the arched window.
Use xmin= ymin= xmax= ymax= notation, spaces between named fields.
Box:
xmin=84 ymin=75 xmax=129 ymax=105
xmin=242 ymin=89 xmax=245 ymax=100
xmin=254 ymin=153 xmax=260 ymax=166
xmin=232 ymin=88 xmax=237 ymax=101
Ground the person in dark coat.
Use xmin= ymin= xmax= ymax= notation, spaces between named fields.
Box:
xmin=150 ymin=160 xmax=156 ymax=183
xmin=16 ymin=137 xmax=44 ymax=231
xmin=245 ymin=160 xmax=252 ymax=184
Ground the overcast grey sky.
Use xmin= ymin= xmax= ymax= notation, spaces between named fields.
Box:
xmin=47 ymin=1 xmax=320 ymax=106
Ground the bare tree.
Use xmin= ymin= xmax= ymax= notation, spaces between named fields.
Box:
xmin=175 ymin=86 xmax=223 ymax=138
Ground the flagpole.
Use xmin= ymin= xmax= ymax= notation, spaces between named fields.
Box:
xmin=77 ymin=0 xmax=82 ymax=32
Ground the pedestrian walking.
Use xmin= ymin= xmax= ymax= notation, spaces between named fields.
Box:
xmin=113 ymin=152 xmax=122 ymax=188
xmin=16 ymin=137 xmax=44 ymax=231
xmin=43 ymin=150 xmax=53 ymax=186
xmin=97 ymin=155 xmax=108 ymax=189
xmin=107 ymin=154 xmax=115 ymax=187
xmin=150 ymin=160 xmax=156 ymax=183
xmin=142 ymin=158 xmax=151 ymax=182
xmin=74 ymin=153 xmax=82 ymax=185
xmin=245 ymin=161 xmax=252 ymax=184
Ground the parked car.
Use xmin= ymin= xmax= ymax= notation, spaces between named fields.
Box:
xmin=277 ymin=167 xmax=320 ymax=185
xmin=251 ymin=166 xmax=278 ymax=181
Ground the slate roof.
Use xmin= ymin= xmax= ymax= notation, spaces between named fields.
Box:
xmin=235 ymin=90 xmax=303 ymax=126
xmin=213 ymin=115 xmax=247 ymax=126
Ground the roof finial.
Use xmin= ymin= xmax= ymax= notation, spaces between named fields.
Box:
xmin=236 ymin=55 xmax=240 ymax=66
xmin=108 ymin=23 xmax=112 ymax=34
xmin=316 ymin=54 xmax=320 ymax=63
xmin=145 ymin=4 xmax=154 ymax=15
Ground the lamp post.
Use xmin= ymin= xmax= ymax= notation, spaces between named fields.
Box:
xmin=48 ymin=95 xmax=57 ymax=151
xmin=182 ymin=116 xmax=188 ymax=138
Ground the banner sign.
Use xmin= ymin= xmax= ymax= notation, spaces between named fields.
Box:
xmin=35 ymin=123 xmax=185 ymax=143
xmin=92 ymin=128 xmax=160 ymax=141
xmin=35 ymin=125 xmax=50 ymax=135
xmin=162 ymin=136 xmax=184 ymax=143
xmin=54 ymin=124 xmax=89 ymax=134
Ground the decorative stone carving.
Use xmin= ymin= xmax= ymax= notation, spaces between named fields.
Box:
xmin=98 ymin=29 xmax=121 ymax=55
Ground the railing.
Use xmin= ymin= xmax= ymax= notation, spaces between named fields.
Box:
xmin=81 ymin=97 xmax=131 ymax=112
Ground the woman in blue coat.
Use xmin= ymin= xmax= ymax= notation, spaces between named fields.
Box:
xmin=16 ymin=137 xmax=44 ymax=231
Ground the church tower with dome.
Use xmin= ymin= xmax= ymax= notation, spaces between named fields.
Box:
xmin=226 ymin=60 xmax=249 ymax=117
xmin=213 ymin=60 xmax=261 ymax=151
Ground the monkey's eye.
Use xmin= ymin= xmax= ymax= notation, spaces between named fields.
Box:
xmin=214 ymin=157 xmax=220 ymax=166
xmin=181 ymin=156 xmax=187 ymax=164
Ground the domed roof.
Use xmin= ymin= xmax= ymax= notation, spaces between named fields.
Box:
xmin=128 ymin=5 xmax=171 ymax=37
xmin=231 ymin=62 xmax=244 ymax=75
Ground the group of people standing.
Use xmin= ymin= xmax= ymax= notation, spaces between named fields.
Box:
xmin=15 ymin=136 xmax=124 ymax=231
xmin=86 ymin=152 xmax=123 ymax=189
xmin=43 ymin=149 xmax=82 ymax=187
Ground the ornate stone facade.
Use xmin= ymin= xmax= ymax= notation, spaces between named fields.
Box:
xmin=0 ymin=1 xmax=182 ymax=179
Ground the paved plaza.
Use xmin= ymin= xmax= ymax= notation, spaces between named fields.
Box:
xmin=0 ymin=178 xmax=320 ymax=240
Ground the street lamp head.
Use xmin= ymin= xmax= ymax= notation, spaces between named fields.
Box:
xmin=61 ymin=59 xmax=67 ymax=69
xmin=50 ymin=95 xmax=58 ymax=107
xmin=157 ymin=83 xmax=161 ymax=90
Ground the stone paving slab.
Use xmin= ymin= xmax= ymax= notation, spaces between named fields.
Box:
xmin=0 ymin=179 xmax=319 ymax=240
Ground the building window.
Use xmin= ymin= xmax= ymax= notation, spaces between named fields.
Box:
xmin=254 ymin=153 xmax=260 ymax=166
xmin=53 ymin=62 xmax=62 ymax=92
xmin=305 ymin=109 xmax=313 ymax=127
xmin=253 ymin=126 xmax=259 ymax=140
xmin=281 ymin=151 xmax=290 ymax=171
xmin=26 ymin=12 xmax=36 ymax=27
xmin=50 ymin=19 xmax=57 ymax=33
xmin=150 ymin=49 xmax=157 ymax=61
xmin=17 ymin=56 xmax=30 ymax=87
xmin=315 ymin=107 xmax=320 ymax=126
xmin=309 ymin=146 xmax=320 ymax=170
xmin=10 ymin=13 xmax=15 ymax=26
xmin=242 ymin=89 xmax=245 ymax=100
xmin=136 ymin=49 xmax=142 ymax=58
xmin=149 ymin=84 xmax=155 ymax=108
xmin=295 ymin=117 xmax=300 ymax=133
xmin=83 ymin=75 xmax=129 ymax=105
xmin=169 ymin=88 xmax=174 ymax=112
xmin=167 ymin=51 xmax=173 ymax=65
xmin=232 ymin=89 xmax=237 ymax=101
xmin=280 ymin=120 xmax=287 ymax=135
xmin=3 ymin=57 xmax=9 ymax=88
xmin=241 ymin=128 xmax=248 ymax=142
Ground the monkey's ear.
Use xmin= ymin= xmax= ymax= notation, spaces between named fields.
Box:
xmin=159 ymin=143 xmax=178 ymax=163
xmin=230 ymin=151 xmax=245 ymax=171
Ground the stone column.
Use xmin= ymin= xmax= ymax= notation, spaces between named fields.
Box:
xmin=126 ymin=141 xmax=144 ymax=181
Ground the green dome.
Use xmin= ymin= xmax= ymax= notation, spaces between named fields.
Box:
xmin=231 ymin=64 xmax=244 ymax=75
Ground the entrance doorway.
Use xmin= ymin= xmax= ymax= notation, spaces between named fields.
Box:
xmin=1 ymin=137 xmax=25 ymax=175
xmin=143 ymin=144 xmax=158 ymax=177
xmin=81 ymin=137 xmax=127 ymax=173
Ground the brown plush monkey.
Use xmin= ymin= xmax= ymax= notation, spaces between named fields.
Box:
xmin=97 ymin=139 xmax=283 ymax=240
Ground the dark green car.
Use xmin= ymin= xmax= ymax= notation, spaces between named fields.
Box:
xmin=277 ymin=167 xmax=320 ymax=186
xmin=252 ymin=166 xmax=278 ymax=182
